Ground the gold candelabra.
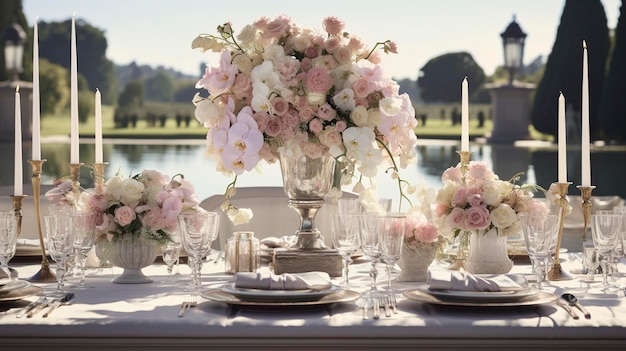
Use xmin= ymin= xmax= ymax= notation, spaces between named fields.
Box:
xmin=10 ymin=194 xmax=26 ymax=239
xmin=25 ymin=159 xmax=57 ymax=282
xmin=577 ymin=185 xmax=596 ymax=242
xmin=69 ymin=163 xmax=83 ymax=198
xmin=93 ymin=162 xmax=108 ymax=194
xmin=447 ymin=150 xmax=472 ymax=271
xmin=547 ymin=182 xmax=572 ymax=281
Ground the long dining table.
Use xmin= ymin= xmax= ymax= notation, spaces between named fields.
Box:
xmin=1 ymin=251 xmax=626 ymax=350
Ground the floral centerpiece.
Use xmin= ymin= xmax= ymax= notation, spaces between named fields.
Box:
xmin=432 ymin=161 xmax=547 ymax=274
xmin=191 ymin=15 xmax=418 ymax=224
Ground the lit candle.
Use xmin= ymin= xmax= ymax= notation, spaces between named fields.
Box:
xmin=95 ymin=89 xmax=103 ymax=163
xmin=581 ymin=40 xmax=591 ymax=186
xmin=461 ymin=77 xmax=469 ymax=152
xmin=70 ymin=14 xmax=79 ymax=164
xmin=558 ymin=92 xmax=567 ymax=183
xmin=15 ymin=87 xmax=23 ymax=196
xmin=32 ymin=18 xmax=41 ymax=160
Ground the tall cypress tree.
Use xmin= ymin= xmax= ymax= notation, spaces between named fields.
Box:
xmin=599 ymin=0 xmax=626 ymax=141
xmin=531 ymin=0 xmax=609 ymax=140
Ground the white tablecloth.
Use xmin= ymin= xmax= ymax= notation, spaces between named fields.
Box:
xmin=1 ymin=253 xmax=626 ymax=350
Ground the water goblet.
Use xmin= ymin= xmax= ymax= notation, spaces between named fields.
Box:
xmin=0 ymin=211 xmax=18 ymax=280
xmin=178 ymin=210 xmax=219 ymax=292
xmin=380 ymin=213 xmax=405 ymax=293
xmin=330 ymin=213 xmax=360 ymax=287
xmin=71 ymin=211 xmax=96 ymax=288
xmin=580 ymin=243 xmax=600 ymax=289
xmin=161 ymin=242 xmax=181 ymax=284
xmin=44 ymin=214 xmax=75 ymax=297
xmin=519 ymin=213 xmax=559 ymax=290
xmin=591 ymin=213 xmax=623 ymax=292
xmin=357 ymin=212 xmax=384 ymax=298
xmin=337 ymin=198 xmax=362 ymax=215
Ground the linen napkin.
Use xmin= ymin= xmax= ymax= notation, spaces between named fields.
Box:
xmin=260 ymin=236 xmax=296 ymax=249
xmin=235 ymin=271 xmax=332 ymax=291
xmin=428 ymin=269 xmax=528 ymax=292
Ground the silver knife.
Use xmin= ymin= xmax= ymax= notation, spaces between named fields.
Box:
xmin=16 ymin=296 xmax=46 ymax=318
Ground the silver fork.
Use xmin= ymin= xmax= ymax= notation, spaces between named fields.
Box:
xmin=178 ymin=294 xmax=198 ymax=317
xmin=380 ymin=296 xmax=391 ymax=317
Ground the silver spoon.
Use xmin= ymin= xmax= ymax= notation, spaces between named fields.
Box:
xmin=561 ymin=293 xmax=591 ymax=319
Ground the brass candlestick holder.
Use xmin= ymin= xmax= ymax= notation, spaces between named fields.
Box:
xmin=547 ymin=182 xmax=572 ymax=281
xmin=447 ymin=150 xmax=472 ymax=271
xmin=93 ymin=162 xmax=108 ymax=194
xmin=576 ymin=185 xmax=596 ymax=242
xmin=69 ymin=163 xmax=83 ymax=198
xmin=26 ymin=159 xmax=56 ymax=282
xmin=10 ymin=194 xmax=27 ymax=238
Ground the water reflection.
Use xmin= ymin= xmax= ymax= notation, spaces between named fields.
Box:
xmin=1 ymin=140 xmax=625 ymax=202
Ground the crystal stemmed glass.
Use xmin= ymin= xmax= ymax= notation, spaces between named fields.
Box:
xmin=591 ymin=213 xmax=623 ymax=292
xmin=44 ymin=214 xmax=75 ymax=297
xmin=380 ymin=213 xmax=405 ymax=293
xmin=71 ymin=211 xmax=96 ymax=288
xmin=330 ymin=213 xmax=360 ymax=288
xmin=358 ymin=212 xmax=383 ymax=297
xmin=611 ymin=206 xmax=626 ymax=279
xmin=178 ymin=210 xmax=219 ymax=292
xmin=0 ymin=211 xmax=18 ymax=280
xmin=161 ymin=242 xmax=181 ymax=284
xmin=580 ymin=242 xmax=600 ymax=288
xmin=519 ymin=213 xmax=559 ymax=290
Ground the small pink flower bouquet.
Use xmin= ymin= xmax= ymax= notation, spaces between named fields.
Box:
xmin=433 ymin=161 xmax=547 ymax=238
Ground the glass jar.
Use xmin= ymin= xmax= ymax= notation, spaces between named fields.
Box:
xmin=225 ymin=231 xmax=260 ymax=274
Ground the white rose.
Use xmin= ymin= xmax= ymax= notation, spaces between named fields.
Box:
xmin=350 ymin=105 xmax=369 ymax=127
xmin=227 ymin=207 xmax=253 ymax=225
xmin=120 ymin=178 xmax=144 ymax=207
xmin=502 ymin=219 xmax=522 ymax=236
xmin=489 ymin=204 xmax=517 ymax=229
xmin=105 ymin=176 xmax=124 ymax=202
xmin=482 ymin=180 xmax=500 ymax=206
xmin=435 ymin=182 xmax=456 ymax=205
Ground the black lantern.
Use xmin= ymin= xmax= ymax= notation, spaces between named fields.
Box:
xmin=500 ymin=15 xmax=526 ymax=85
xmin=3 ymin=16 xmax=27 ymax=81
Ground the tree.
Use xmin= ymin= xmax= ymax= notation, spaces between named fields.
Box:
xmin=144 ymin=71 xmax=174 ymax=101
xmin=417 ymin=52 xmax=485 ymax=103
xmin=599 ymin=0 xmax=626 ymax=141
xmin=39 ymin=58 xmax=69 ymax=114
xmin=78 ymin=90 xmax=94 ymax=123
xmin=118 ymin=80 xmax=144 ymax=109
xmin=531 ymin=0 xmax=610 ymax=140
xmin=0 ymin=0 xmax=31 ymax=82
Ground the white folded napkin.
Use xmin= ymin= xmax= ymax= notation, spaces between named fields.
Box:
xmin=428 ymin=269 xmax=527 ymax=292
xmin=260 ymin=236 xmax=295 ymax=249
xmin=235 ymin=271 xmax=332 ymax=291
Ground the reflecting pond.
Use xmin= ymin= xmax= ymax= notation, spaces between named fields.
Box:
xmin=2 ymin=138 xmax=626 ymax=204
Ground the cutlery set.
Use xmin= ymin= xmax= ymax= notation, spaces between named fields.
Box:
xmin=360 ymin=295 xmax=398 ymax=320
xmin=19 ymin=292 xmax=75 ymax=318
xmin=556 ymin=293 xmax=591 ymax=320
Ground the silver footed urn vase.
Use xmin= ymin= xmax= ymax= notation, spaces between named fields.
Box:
xmin=278 ymin=143 xmax=336 ymax=250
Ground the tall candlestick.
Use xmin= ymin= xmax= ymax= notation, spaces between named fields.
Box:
xmin=558 ymin=92 xmax=567 ymax=183
xmin=461 ymin=77 xmax=469 ymax=152
xmin=581 ymin=40 xmax=591 ymax=187
xmin=32 ymin=18 xmax=41 ymax=160
xmin=70 ymin=14 xmax=79 ymax=164
xmin=95 ymin=89 xmax=103 ymax=163
xmin=14 ymin=87 xmax=23 ymax=196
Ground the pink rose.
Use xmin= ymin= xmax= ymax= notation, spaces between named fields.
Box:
xmin=271 ymin=96 xmax=289 ymax=116
xmin=265 ymin=118 xmax=282 ymax=137
xmin=413 ymin=222 xmax=439 ymax=243
xmin=334 ymin=46 xmax=353 ymax=64
xmin=322 ymin=16 xmax=345 ymax=35
xmin=304 ymin=45 xmax=319 ymax=58
xmin=261 ymin=16 xmax=290 ymax=39
xmin=325 ymin=37 xmax=341 ymax=52
xmin=442 ymin=166 xmax=462 ymax=183
xmin=114 ymin=205 xmax=136 ymax=227
xmin=464 ymin=206 xmax=490 ymax=230
xmin=446 ymin=207 xmax=466 ymax=230
xmin=305 ymin=67 xmax=333 ymax=94
xmin=352 ymin=77 xmax=376 ymax=99
xmin=252 ymin=111 xmax=269 ymax=132
xmin=334 ymin=120 xmax=347 ymax=132
xmin=467 ymin=194 xmax=484 ymax=208
xmin=451 ymin=187 xmax=468 ymax=207
xmin=317 ymin=103 xmax=337 ymax=121
xmin=309 ymin=118 xmax=324 ymax=134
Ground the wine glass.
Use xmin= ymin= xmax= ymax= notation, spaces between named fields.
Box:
xmin=44 ymin=213 xmax=75 ymax=297
xmin=611 ymin=206 xmax=626 ymax=279
xmin=337 ymin=198 xmax=362 ymax=215
xmin=380 ymin=213 xmax=405 ymax=293
xmin=161 ymin=242 xmax=181 ymax=284
xmin=71 ymin=211 xmax=96 ymax=288
xmin=357 ymin=212 xmax=383 ymax=297
xmin=591 ymin=213 xmax=623 ymax=292
xmin=330 ymin=213 xmax=360 ymax=288
xmin=580 ymin=242 xmax=600 ymax=289
xmin=0 ymin=211 xmax=18 ymax=280
xmin=519 ymin=213 xmax=559 ymax=290
xmin=178 ymin=210 xmax=219 ymax=292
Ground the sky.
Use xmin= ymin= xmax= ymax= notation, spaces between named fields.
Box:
xmin=22 ymin=0 xmax=622 ymax=81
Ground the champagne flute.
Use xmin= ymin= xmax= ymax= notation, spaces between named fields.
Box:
xmin=178 ymin=210 xmax=219 ymax=292
xmin=380 ymin=213 xmax=405 ymax=293
xmin=519 ymin=213 xmax=558 ymax=290
xmin=44 ymin=214 xmax=75 ymax=297
xmin=330 ymin=213 xmax=360 ymax=288
xmin=580 ymin=243 xmax=599 ymax=289
xmin=161 ymin=242 xmax=181 ymax=284
xmin=71 ymin=211 xmax=96 ymax=288
xmin=0 ymin=211 xmax=18 ymax=280
xmin=358 ymin=212 xmax=383 ymax=298
xmin=591 ymin=213 xmax=622 ymax=292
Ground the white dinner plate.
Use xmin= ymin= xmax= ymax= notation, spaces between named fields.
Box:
xmin=202 ymin=288 xmax=360 ymax=306
xmin=416 ymin=284 xmax=540 ymax=303
xmin=0 ymin=280 xmax=30 ymax=293
xmin=404 ymin=289 xmax=557 ymax=308
xmin=219 ymin=283 xmax=341 ymax=302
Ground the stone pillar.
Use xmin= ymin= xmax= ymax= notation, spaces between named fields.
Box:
xmin=485 ymin=82 xmax=535 ymax=143
xmin=0 ymin=80 xmax=33 ymax=141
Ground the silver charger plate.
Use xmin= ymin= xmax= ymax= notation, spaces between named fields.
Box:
xmin=219 ymin=283 xmax=341 ymax=302
xmin=0 ymin=280 xmax=30 ymax=292
xmin=202 ymin=288 xmax=360 ymax=306
xmin=404 ymin=289 xmax=557 ymax=307
xmin=0 ymin=284 xmax=44 ymax=302
xmin=415 ymin=284 xmax=540 ymax=303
